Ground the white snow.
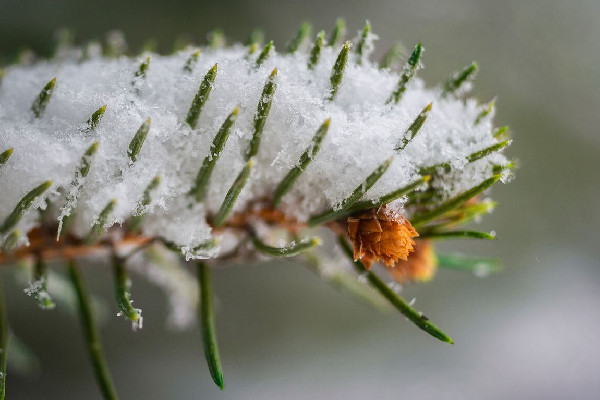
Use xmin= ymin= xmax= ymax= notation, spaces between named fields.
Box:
xmin=0 ymin=41 xmax=509 ymax=254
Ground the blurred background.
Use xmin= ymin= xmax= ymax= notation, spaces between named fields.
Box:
xmin=1 ymin=0 xmax=599 ymax=399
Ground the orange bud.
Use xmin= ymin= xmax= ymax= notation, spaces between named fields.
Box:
xmin=347 ymin=206 xmax=418 ymax=269
xmin=388 ymin=240 xmax=437 ymax=283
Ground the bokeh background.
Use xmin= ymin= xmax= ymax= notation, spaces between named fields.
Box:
xmin=1 ymin=0 xmax=599 ymax=399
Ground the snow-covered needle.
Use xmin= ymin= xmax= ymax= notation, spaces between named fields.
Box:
xmin=379 ymin=42 xmax=405 ymax=70
xmin=85 ymin=199 xmax=116 ymax=244
xmin=395 ymin=102 xmax=432 ymax=151
xmin=127 ymin=118 xmax=151 ymax=163
xmin=0 ymin=149 xmax=13 ymax=166
xmin=475 ymin=98 xmax=496 ymax=125
xmin=286 ymin=22 xmax=311 ymax=53
xmin=0 ymin=181 xmax=52 ymax=235
xmin=208 ymin=30 xmax=225 ymax=49
xmin=308 ymin=31 xmax=325 ymax=69
xmin=31 ymin=78 xmax=56 ymax=118
xmin=255 ymin=40 xmax=274 ymax=66
xmin=129 ymin=174 xmax=161 ymax=232
xmin=1 ymin=230 xmax=19 ymax=252
xmin=85 ymin=105 xmax=107 ymax=132
xmin=183 ymin=50 xmax=200 ymax=73
xmin=329 ymin=41 xmax=350 ymax=100
xmin=246 ymin=69 xmax=277 ymax=161
xmin=186 ymin=64 xmax=217 ymax=129
xmin=192 ymin=107 xmax=238 ymax=202
xmin=338 ymin=157 xmax=393 ymax=210
xmin=328 ymin=18 xmax=346 ymax=47
xmin=213 ymin=158 xmax=254 ymax=227
xmin=442 ymin=61 xmax=478 ymax=97
xmin=133 ymin=57 xmax=150 ymax=83
xmin=355 ymin=21 xmax=371 ymax=64
xmin=387 ymin=43 xmax=422 ymax=104
xmin=273 ymin=118 xmax=330 ymax=206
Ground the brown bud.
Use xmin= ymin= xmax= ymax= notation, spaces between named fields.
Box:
xmin=347 ymin=206 xmax=418 ymax=269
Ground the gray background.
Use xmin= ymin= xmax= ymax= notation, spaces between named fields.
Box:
xmin=1 ymin=0 xmax=599 ymax=399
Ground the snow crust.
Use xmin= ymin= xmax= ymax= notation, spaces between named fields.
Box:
xmin=0 ymin=43 xmax=508 ymax=253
